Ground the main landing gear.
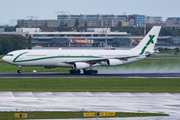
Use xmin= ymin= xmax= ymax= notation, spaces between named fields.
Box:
xmin=17 ymin=65 xmax=22 ymax=73
xmin=83 ymin=69 xmax=98 ymax=74
xmin=69 ymin=69 xmax=98 ymax=74
xmin=70 ymin=69 xmax=81 ymax=74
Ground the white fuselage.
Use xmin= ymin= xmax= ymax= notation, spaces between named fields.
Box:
xmin=2 ymin=49 xmax=146 ymax=68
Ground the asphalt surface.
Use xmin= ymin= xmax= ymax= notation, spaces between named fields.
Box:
xmin=0 ymin=92 xmax=180 ymax=120
xmin=0 ymin=72 xmax=180 ymax=119
xmin=0 ymin=72 xmax=180 ymax=78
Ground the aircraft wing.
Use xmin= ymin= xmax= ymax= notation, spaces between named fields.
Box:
xmin=64 ymin=55 xmax=138 ymax=64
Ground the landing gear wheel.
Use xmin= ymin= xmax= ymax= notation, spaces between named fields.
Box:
xmin=17 ymin=70 xmax=22 ymax=73
xmin=70 ymin=69 xmax=81 ymax=74
xmin=87 ymin=70 xmax=92 ymax=74
xmin=94 ymin=70 xmax=98 ymax=74
xmin=70 ymin=70 xmax=75 ymax=74
xmin=83 ymin=69 xmax=87 ymax=74
xmin=77 ymin=69 xmax=81 ymax=74
xmin=17 ymin=65 xmax=22 ymax=73
xmin=83 ymin=69 xmax=98 ymax=75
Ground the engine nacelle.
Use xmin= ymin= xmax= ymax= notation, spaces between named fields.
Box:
xmin=73 ymin=62 xmax=90 ymax=69
xmin=107 ymin=59 xmax=123 ymax=66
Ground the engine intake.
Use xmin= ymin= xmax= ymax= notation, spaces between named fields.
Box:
xmin=107 ymin=59 xmax=123 ymax=66
xmin=73 ymin=62 xmax=90 ymax=69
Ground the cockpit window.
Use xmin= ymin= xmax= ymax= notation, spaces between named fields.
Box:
xmin=6 ymin=54 xmax=13 ymax=56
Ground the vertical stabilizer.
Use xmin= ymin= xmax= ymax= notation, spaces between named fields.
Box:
xmin=132 ymin=26 xmax=161 ymax=55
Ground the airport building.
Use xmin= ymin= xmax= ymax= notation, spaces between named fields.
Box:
xmin=29 ymin=28 xmax=130 ymax=47
xmin=1 ymin=28 xmax=180 ymax=48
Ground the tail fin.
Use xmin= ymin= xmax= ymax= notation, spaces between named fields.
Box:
xmin=132 ymin=26 xmax=161 ymax=55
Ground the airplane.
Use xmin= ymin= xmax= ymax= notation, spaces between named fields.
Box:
xmin=2 ymin=26 xmax=161 ymax=74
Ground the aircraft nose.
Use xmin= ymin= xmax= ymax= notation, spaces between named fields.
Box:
xmin=2 ymin=56 xmax=13 ymax=64
xmin=2 ymin=57 xmax=4 ymax=60
xmin=2 ymin=56 xmax=6 ymax=62
xmin=2 ymin=56 xmax=9 ymax=63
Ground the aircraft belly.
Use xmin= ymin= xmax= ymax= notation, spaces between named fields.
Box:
xmin=55 ymin=62 xmax=72 ymax=67
xmin=123 ymin=56 xmax=146 ymax=65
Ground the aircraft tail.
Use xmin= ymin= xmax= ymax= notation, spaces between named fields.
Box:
xmin=132 ymin=26 xmax=161 ymax=55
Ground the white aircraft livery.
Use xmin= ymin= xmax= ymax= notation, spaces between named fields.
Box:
xmin=2 ymin=26 xmax=161 ymax=74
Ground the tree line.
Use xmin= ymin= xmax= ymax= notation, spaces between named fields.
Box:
xmin=0 ymin=35 xmax=30 ymax=55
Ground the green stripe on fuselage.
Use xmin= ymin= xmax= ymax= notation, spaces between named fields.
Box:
xmin=13 ymin=52 xmax=102 ymax=63
xmin=13 ymin=52 xmax=28 ymax=62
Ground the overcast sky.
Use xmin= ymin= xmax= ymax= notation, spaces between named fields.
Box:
xmin=1 ymin=0 xmax=180 ymax=25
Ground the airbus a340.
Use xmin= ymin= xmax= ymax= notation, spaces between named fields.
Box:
xmin=2 ymin=26 xmax=161 ymax=74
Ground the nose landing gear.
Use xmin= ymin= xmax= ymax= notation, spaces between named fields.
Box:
xmin=17 ymin=65 xmax=22 ymax=73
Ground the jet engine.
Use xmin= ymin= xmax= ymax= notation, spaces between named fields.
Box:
xmin=107 ymin=59 xmax=124 ymax=66
xmin=73 ymin=62 xmax=90 ymax=69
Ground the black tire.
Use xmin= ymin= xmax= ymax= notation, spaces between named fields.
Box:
xmin=70 ymin=70 xmax=75 ymax=74
xmin=77 ymin=69 xmax=81 ymax=74
xmin=83 ymin=69 xmax=87 ymax=74
xmin=87 ymin=70 xmax=92 ymax=74
xmin=94 ymin=70 xmax=98 ymax=74
xmin=17 ymin=70 xmax=22 ymax=73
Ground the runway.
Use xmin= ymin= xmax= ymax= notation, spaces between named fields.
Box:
xmin=1 ymin=72 xmax=180 ymax=119
xmin=0 ymin=72 xmax=180 ymax=78
xmin=0 ymin=92 xmax=180 ymax=120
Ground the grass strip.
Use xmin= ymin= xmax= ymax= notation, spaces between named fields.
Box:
xmin=0 ymin=55 xmax=5 ymax=59
xmin=159 ymin=50 xmax=180 ymax=54
xmin=0 ymin=78 xmax=180 ymax=92
xmin=0 ymin=111 xmax=169 ymax=119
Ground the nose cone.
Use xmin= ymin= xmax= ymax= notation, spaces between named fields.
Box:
xmin=2 ymin=56 xmax=5 ymax=61
xmin=2 ymin=56 xmax=11 ymax=64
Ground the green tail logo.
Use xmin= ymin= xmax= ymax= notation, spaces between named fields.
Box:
xmin=139 ymin=35 xmax=155 ymax=55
